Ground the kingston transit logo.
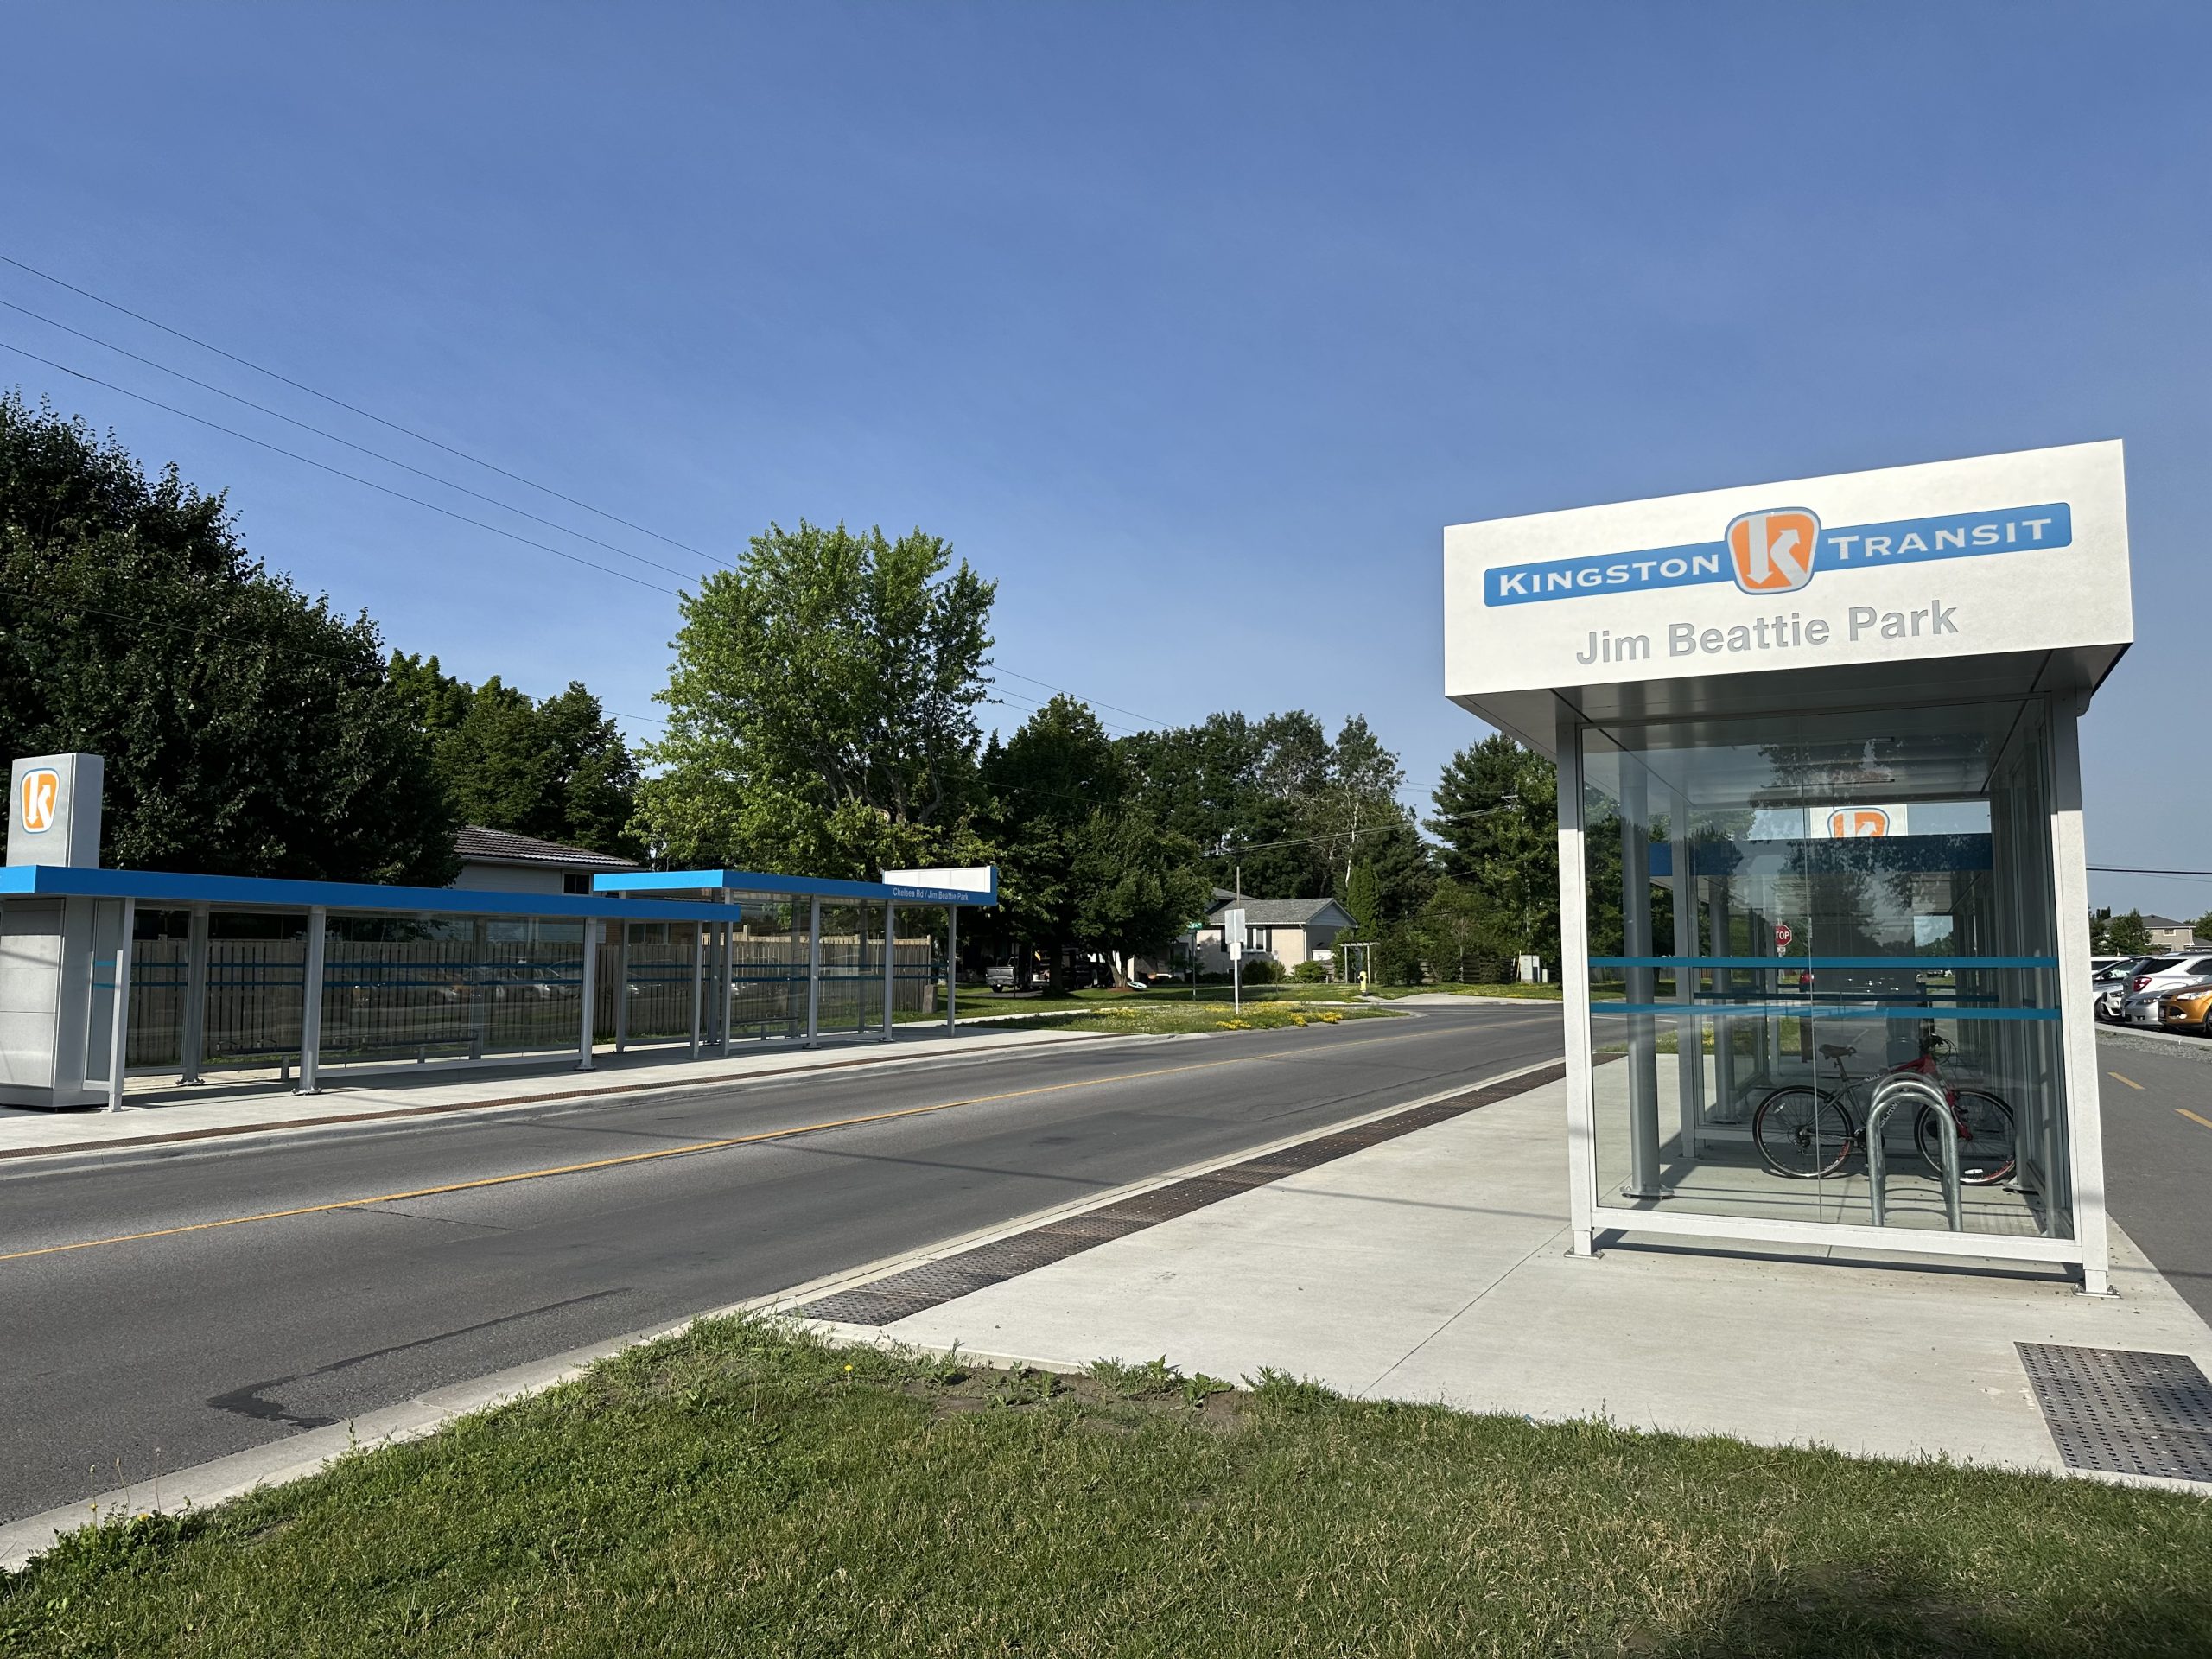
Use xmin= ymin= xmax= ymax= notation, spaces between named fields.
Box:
xmin=18 ymin=767 xmax=58 ymax=834
xmin=1483 ymin=502 xmax=2071 ymax=607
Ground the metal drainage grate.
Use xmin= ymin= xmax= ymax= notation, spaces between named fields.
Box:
xmin=2017 ymin=1342 xmax=2212 ymax=1483
xmin=798 ymin=1060 xmax=1565 ymax=1327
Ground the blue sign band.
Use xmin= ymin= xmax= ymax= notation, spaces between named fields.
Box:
xmin=1483 ymin=503 xmax=2072 ymax=607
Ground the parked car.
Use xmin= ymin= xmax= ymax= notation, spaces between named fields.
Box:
xmin=2094 ymin=957 xmax=2154 ymax=1022
xmin=2121 ymin=955 xmax=2212 ymax=1026
xmin=2159 ymin=982 xmax=2212 ymax=1035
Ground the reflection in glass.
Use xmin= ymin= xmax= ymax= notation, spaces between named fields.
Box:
xmin=1581 ymin=699 xmax=2068 ymax=1239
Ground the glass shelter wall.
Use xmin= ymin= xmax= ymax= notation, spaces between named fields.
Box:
xmin=1579 ymin=696 xmax=2072 ymax=1242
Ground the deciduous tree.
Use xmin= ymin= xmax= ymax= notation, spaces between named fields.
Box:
xmin=636 ymin=520 xmax=993 ymax=876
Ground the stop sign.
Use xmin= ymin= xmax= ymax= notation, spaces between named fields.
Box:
xmin=1774 ymin=921 xmax=1794 ymax=951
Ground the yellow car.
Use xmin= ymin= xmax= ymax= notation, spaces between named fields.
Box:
xmin=2159 ymin=982 xmax=2212 ymax=1034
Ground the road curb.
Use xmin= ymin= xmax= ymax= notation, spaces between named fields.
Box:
xmin=2095 ymin=1025 xmax=2212 ymax=1064
xmin=0 ymin=1048 xmax=1565 ymax=1573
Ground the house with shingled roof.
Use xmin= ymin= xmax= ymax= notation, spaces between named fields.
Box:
xmin=451 ymin=825 xmax=643 ymax=896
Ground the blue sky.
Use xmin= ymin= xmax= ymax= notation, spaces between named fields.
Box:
xmin=3 ymin=4 xmax=2207 ymax=916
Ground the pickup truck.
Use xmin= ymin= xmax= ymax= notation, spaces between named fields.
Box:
xmin=985 ymin=963 xmax=1020 ymax=994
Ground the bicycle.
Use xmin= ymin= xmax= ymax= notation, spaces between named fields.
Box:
xmin=1751 ymin=1033 xmax=2017 ymax=1185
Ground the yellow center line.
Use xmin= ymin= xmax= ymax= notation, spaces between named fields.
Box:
xmin=0 ymin=1026 xmax=1419 ymax=1266
xmin=2108 ymin=1071 xmax=2145 ymax=1090
xmin=2178 ymin=1109 xmax=2212 ymax=1133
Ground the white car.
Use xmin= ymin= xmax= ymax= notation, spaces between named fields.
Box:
xmin=2120 ymin=955 xmax=2212 ymax=1026
xmin=2094 ymin=957 xmax=2153 ymax=1021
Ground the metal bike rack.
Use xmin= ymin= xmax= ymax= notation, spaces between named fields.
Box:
xmin=1866 ymin=1073 xmax=1961 ymax=1231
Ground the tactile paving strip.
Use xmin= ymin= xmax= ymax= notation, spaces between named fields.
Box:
xmin=2017 ymin=1342 xmax=2212 ymax=1483
xmin=797 ymin=1060 xmax=1566 ymax=1326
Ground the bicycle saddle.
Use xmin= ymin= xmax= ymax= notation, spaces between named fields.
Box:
xmin=1818 ymin=1043 xmax=1857 ymax=1060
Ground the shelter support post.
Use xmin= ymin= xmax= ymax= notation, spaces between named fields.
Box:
xmin=577 ymin=918 xmax=601 ymax=1071
xmin=105 ymin=896 xmax=136 ymax=1112
xmin=805 ymin=897 xmax=822 ymax=1049
xmin=1622 ymin=763 xmax=1662 ymax=1198
xmin=689 ymin=922 xmax=704 ymax=1059
xmin=718 ymin=914 xmax=733 ymax=1058
xmin=882 ymin=902 xmax=895 ymax=1043
xmin=1711 ymin=877 xmax=1736 ymax=1120
xmin=1670 ymin=797 xmax=1702 ymax=1159
xmin=614 ymin=924 xmax=630 ymax=1052
xmin=297 ymin=906 xmax=327 ymax=1095
xmin=946 ymin=906 xmax=957 ymax=1032
xmin=1557 ymin=707 xmax=1598 ymax=1255
xmin=181 ymin=902 xmax=209 ymax=1085
xmin=2050 ymin=701 xmax=2113 ymax=1295
xmin=467 ymin=918 xmax=488 ymax=1060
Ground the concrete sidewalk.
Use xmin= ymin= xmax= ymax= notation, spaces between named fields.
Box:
xmin=0 ymin=1023 xmax=1109 ymax=1165
xmin=832 ymin=1075 xmax=2212 ymax=1485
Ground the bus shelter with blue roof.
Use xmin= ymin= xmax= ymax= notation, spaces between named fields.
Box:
xmin=0 ymin=775 xmax=996 ymax=1111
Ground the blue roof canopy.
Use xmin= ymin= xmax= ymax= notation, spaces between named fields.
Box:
xmin=0 ymin=863 xmax=753 ymax=925
xmin=594 ymin=868 xmax=998 ymax=906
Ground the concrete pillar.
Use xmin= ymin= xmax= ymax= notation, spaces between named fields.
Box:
xmin=577 ymin=919 xmax=600 ymax=1071
xmin=1622 ymin=764 xmax=1662 ymax=1198
xmin=181 ymin=903 xmax=209 ymax=1085
xmin=805 ymin=896 xmax=822 ymax=1049
xmin=297 ymin=906 xmax=327 ymax=1095
xmin=105 ymin=897 xmax=137 ymax=1113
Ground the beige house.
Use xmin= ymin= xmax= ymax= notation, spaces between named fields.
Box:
xmin=2136 ymin=913 xmax=2211 ymax=951
xmin=1192 ymin=892 xmax=1356 ymax=973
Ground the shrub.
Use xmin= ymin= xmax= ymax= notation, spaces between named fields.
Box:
xmin=1376 ymin=927 xmax=1427 ymax=987
xmin=1239 ymin=957 xmax=1283 ymax=985
xmin=1291 ymin=959 xmax=1329 ymax=983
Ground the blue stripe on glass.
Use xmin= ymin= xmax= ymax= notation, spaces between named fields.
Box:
xmin=1589 ymin=956 xmax=2056 ymax=969
xmin=1590 ymin=1002 xmax=2059 ymax=1021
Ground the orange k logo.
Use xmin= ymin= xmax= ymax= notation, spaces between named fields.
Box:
xmin=1827 ymin=808 xmax=1890 ymax=838
xmin=19 ymin=768 xmax=58 ymax=834
xmin=1726 ymin=508 xmax=1821 ymax=594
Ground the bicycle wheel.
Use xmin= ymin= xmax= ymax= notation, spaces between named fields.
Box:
xmin=1752 ymin=1086 xmax=1853 ymax=1179
xmin=1916 ymin=1091 xmax=2017 ymax=1185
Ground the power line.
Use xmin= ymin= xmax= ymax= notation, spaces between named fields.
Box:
xmin=0 ymin=295 xmax=710 ymax=583
xmin=0 ymin=250 xmax=720 ymax=563
xmin=988 ymin=664 xmax=1166 ymax=729
xmin=0 ymin=339 xmax=682 ymax=596
xmin=0 ymin=253 xmax=1166 ymax=729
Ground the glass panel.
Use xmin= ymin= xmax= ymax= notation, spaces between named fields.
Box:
xmin=1582 ymin=698 xmax=2068 ymax=1239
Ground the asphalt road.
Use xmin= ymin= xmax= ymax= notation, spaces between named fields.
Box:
xmin=2095 ymin=1028 xmax=2212 ymax=1326
xmin=0 ymin=1003 xmax=1562 ymax=1523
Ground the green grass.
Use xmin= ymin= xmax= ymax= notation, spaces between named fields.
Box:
xmin=1386 ymin=980 xmax=1563 ymax=1001
xmin=10 ymin=1320 xmax=2208 ymax=1657
xmin=900 ymin=982 xmax=1563 ymax=1022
